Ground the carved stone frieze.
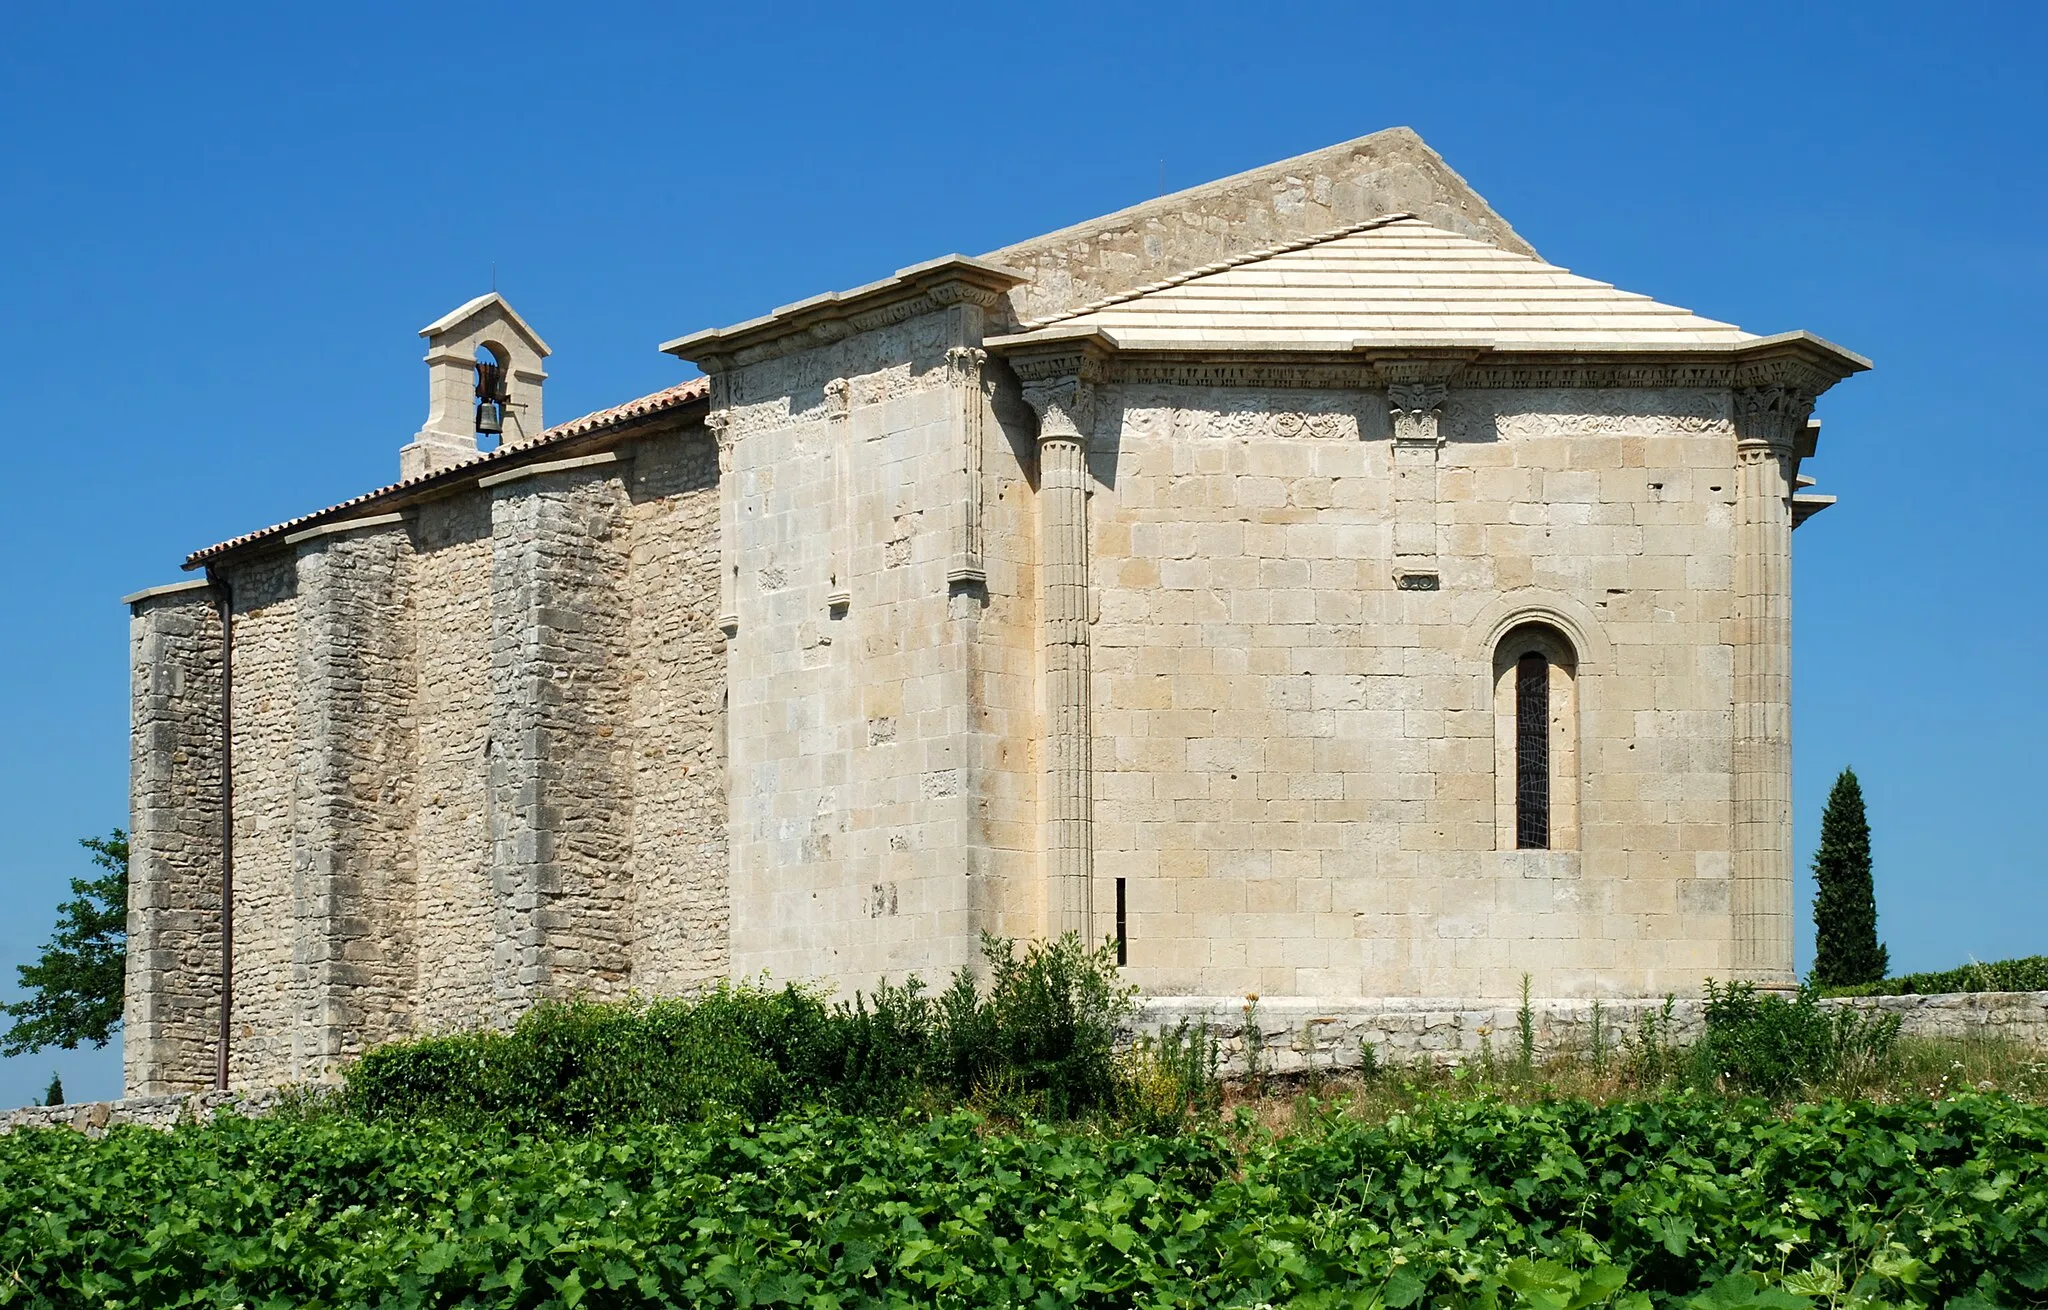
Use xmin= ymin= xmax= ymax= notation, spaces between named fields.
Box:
xmin=1115 ymin=387 xmax=1370 ymax=443
xmin=1446 ymin=389 xmax=1734 ymax=442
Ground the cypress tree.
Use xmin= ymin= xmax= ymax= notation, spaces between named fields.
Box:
xmin=43 ymin=1072 xmax=64 ymax=1106
xmin=1811 ymin=767 xmax=1888 ymax=986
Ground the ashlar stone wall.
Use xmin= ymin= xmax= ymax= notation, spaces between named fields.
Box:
xmin=1090 ymin=383 xmax=1742 ymax=1000
xmin=713 ymin=298 xmax=1048 ymax=999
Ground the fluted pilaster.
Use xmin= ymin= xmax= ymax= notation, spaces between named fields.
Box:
xmin=1730 ymin=380 xmax=1811 ymax=987
xmin=1021 ymin=366 xmax=1097 ymax=940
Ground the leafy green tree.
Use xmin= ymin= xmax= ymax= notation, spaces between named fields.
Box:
xmin=1 ymin=831 xmax=129 ymax=1056
xmin=42 ymin=1072 xmax=64 ymax=1106
xmin=1810 ymin=769 xmax=1888 ymax=987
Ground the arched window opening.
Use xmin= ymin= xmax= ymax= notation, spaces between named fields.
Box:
xmin=1494 ymin=622 xmax=1579 ymax=852
xmin=475 ymin=343 xmax=511 ymax=452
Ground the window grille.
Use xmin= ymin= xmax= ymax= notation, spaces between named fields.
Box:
xmin=1515 ymin=652 xmax=1550 ymax=849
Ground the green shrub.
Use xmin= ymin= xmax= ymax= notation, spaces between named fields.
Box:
xmin=344 ymin=932 xmax=1135 ymax=1130
xmin=1694 ymin=980 xmax=1900 ymax=1096
xmin=344 ymin=982 xmax=835 ymax=1130
xmin=1824 ymin=954 xmax=2048 ymax=998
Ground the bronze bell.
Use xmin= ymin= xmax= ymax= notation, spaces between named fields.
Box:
xmin=475 ymin=400 xmax=504 ymax=436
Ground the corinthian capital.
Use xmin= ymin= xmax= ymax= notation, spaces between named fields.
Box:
xmin=1733 ymin=384 xmax=1816 ymax=457
xmin=1021 ymin=373 xmax=1095 ymax=445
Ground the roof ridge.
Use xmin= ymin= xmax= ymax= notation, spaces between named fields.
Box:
xmin=184 ymin=377 xmax=709 ymax=567
xmin=1018 ymin=212 xmax=1427 ymax=330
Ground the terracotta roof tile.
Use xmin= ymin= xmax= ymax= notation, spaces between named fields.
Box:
xmin=186 ymin=377 xmax=707 ymax=567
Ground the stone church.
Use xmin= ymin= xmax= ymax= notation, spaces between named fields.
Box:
xmin=121 ymin=128 xmax=1866 ymax=1094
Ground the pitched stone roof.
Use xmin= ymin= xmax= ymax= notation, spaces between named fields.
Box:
xmin=185 ymin=377 xmax=706 ymax=567
xmin=1019 ymin=214 xmax=1754 ymax=351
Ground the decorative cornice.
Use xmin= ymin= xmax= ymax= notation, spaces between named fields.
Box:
xmin=983 ymin=331 xmax=1870 ymax=398
xmin=661 ymin=255 xmax=1028 ymax=373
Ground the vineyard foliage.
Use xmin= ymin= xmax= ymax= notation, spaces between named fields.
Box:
xmin=1823 ymin=955 xmax=2048 ymax=998
xmin=4 ymin=1092 xmax=2046 ymax=1308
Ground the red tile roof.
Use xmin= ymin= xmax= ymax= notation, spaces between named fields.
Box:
xmin=186 ymin=377 xmax=708 ymax=567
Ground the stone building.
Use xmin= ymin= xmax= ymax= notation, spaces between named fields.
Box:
xmin=121 ymin=128 xmax=1867 ymax=1094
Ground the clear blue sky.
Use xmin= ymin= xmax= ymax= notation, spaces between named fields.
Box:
xmin=2 ymin=1 xmax=2042 ymax=1106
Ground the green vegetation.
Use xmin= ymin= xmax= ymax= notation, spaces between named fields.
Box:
xmin=4 ymin=1092 xmax=2045 ymax=1307
xmin=8 ymin=933 xmax=2048 ymax=1304
xmin=345 ymin=933 xmax=1173 ymax=1130
xmin=39 ymin=1073 xmax=63 ymax=1108
xmin=1811 ymin=768 xmax=1888 ymax=988
xmin=1824 ymin=955 xmax=2048 ymax=999
xmin=1 ymin=831 xmax=128 ymax=1057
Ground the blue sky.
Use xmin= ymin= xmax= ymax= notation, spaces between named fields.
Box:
xmin=2 ymin=1 xmax=2042 ymax=1106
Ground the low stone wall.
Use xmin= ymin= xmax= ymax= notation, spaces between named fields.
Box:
xmin=0 ymin=1087 xmax=288 ymax=1137
xmin=1134 ymin=992 xmax=2048 ymax=1077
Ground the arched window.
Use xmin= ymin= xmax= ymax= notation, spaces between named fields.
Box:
xmin=1495 ymin=623 xmax=1578 ymax=851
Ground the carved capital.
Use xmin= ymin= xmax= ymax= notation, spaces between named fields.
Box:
xmin=1732 ymin=384 xmax=1815 ymax=457
xmin=1022 ymin=374 xmax=1094 ymax=445
xmin=1386 ymin=381 xmax=1449 ymax=446
xmin=945 ymin=345 xmax=988 ymax=384
xmin=705 ymin=409 xmax=734 ymax=471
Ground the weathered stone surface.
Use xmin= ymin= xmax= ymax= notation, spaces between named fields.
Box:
xmin=1 ymin=1086 xmax=289 ymax=1136
xmin=124 ymin=585 xmax=223 ymax=1095
xmin=986 ymin=127 xmax=1535 ymax=326
xmin=128 ymin=135 xmax=1870 ymax=1092
xmin=1136 ymin=991 xmax=2048 ymax=1076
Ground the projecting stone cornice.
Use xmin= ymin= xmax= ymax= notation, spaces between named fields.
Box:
xmin=985 ymin=327 xmax=1870 ymax=395
xmin=661 ymin=255 xmax=1031 ymax=372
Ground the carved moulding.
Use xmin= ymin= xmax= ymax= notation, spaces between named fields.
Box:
xmin=1114 ymin=386 xmax=1369 ymax=442
xmin=660 ymin=256 xmax=1028 ymax=374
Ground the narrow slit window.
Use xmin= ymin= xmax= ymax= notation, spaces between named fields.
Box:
xmin=1114 ymin=877 xmax=1128 ymax=966
xmin=1515 ymin=652 xmax=1551 ymax=849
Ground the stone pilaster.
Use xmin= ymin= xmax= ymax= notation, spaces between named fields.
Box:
xmin=290 ymin=523 xmax=417 ymax=1079
xmin=824 ymin=377 xmax=852 ymax=610
xmin=945 ymin=347 xmax=989 ymax=586
xmin=1371 ymin=356 xmax=1468 ymax=581
xmin=707 ymin=389 xmax=739 ymax=636
xmin=124 ymin=582 xmax=224 ymax=1097
xmin=1020 ymin=362 xmax=1099 ymax=940
xmin=1729 ymin=378 xmax=1813 ymax=987
xmin=487 ymin=460 xmax=634 ymax=1019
